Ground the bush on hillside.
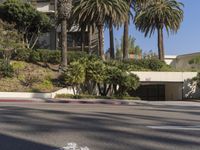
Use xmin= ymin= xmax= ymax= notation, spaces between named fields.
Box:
xmin=29 ymin=50 xmax=40 ymax=63
xmin=0 ymin=61 xmax=14 ymax=78
xmin=12 ymin=48 xmax=32 ymax=61
xmin=123 ymin=58 xmax=170 ymax=71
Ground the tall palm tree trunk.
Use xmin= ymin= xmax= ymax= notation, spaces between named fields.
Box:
xmin=157 ymin=28 xmax=164 ymax=61
xmin=61 ymin=19 xmax=67 ymax=68
xmin=123 ymin=20 xmax=129 ymax=60
xmin=98 ymin=24 xmax=104 ymax=60
xmin=109 ymin=20 xmax=115 ymax=59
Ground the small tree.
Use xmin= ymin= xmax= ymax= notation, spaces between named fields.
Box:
xmin=62 ymin=61 xmax=85 ymax=95
xmin=0 ymin=19 xmax=22 ymax=77
xmin=115 ymin=36 xmax=142 ymax=59
xmin=105 ymin=65 xmax=140 ymax=96
xmin=1 ymin=0 xmax=51 ymax=49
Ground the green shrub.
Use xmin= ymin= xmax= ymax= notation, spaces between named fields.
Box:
xmin=30 ymin=50 xmax=40 ymax=63
xmin=67 ymin=51 xmax=89 ymax=63
xmin=48 ymin=50 xmax=61 ymax=64
xmin=147 ymin=59 xmax=165 ymax=71
xmin=12 ymin=61 xmax=26 ymax=76
xmin=62 ymin=61 xmax=85 ymax=94
xmin=33 ymin=79 xmax=54 ymax=91
xmin=0 ymin=62 xmax=14 ymax=78
xmin=37 ymin=49 xmax=51 ymax=63
xmin=123 ymin=58 xmax=168 ymax=71
xmin=36 ymin=49 xmax=61 ymax=64
xmin=55 ymin=94 xmax=141 ymax=100
xmin=12 ymin=48 xmax=31 ymax=61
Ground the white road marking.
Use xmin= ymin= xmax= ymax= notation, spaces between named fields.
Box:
xmin=56 ymin=143 xmax=90 ymax=150
xmin=147 ymin=125 xmax=200 ymax=131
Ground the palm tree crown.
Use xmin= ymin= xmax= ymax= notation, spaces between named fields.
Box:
xmin=135 ymin=0 xmax=184 ymax=36
xmin=73 ymin=0 xmax=129 ymax=59
xmin=57 ymin=0 xmax=72 ymax=20
xmin=134 ymin=0 xmax=184 ymax=60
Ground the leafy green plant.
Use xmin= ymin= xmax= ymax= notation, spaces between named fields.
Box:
xmin=192 ymin=72 xmax=200 ymax=88
xmin=55 ymin=94 xmax=141 ymax=100
xmin=0 ymin=61 xmax=14 ymax=78
xmin=33 ymin=79 xmax=54 ymax=92
xmin=12 ymin=61 xmax=26 ymax=76
xmin=29 ymin=50 xmax=40 ymax=63
xmin=12 ymin=48 xmax=31 ymax=61
xmin=1 ymin=0 xmax=51 ymax=49
xmin=62 ymin=61 xmax=85 ymax=95
xmin=19 ymin=73 xmax=41 ymax=87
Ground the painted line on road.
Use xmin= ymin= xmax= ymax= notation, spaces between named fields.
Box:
xmin=147 ymin=125 xmax=200 ymax=131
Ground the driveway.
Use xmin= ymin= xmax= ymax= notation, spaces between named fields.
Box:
xmin=0 ymin=101 xmax=199 ymax=150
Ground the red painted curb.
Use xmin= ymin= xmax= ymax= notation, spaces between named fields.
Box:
xmin=0 ymin=100 xmax=34 ymax=102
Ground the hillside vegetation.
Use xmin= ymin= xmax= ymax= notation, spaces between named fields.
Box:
xmin=0 ymin=61 xmax=60 ymax=92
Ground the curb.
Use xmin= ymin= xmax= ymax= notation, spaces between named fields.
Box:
xmin=0 ymin=98 xmax=140 ymax=105
xmin=0 ymin=98 xmax=45 ymax=103
xmin=46 ymin=98 xmax=141 ymax=105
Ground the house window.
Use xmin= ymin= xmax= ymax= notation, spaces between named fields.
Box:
xmin=58 ymin=32 xmax=89 ymax=48
xmin=67 ymin=33 xmax=73 ymax=47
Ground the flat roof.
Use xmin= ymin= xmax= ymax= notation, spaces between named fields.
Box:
xmin=131 ymin=72 xmax=197 ymax=82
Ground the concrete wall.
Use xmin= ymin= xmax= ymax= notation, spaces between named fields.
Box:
xmin=0 ymin=88 xmax=74 ymax=99
xmin=35 ymin=1 xmax=55 ymax=13
xmin=165 ymin=83 xmax=183 ymax=100
xmin=132 ymin=72 xmax=197 ymax=82
xmin=165 ymin=55 xmax=177 ymax=66
xmin=0 ymin=92 xmax=52 ymax=99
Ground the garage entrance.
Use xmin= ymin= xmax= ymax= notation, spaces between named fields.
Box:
xmin=130 ymin=84 xmax=165 ymax=101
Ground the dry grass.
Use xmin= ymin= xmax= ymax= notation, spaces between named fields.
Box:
xmin=0 ymin=61 xmax=61 ymax=93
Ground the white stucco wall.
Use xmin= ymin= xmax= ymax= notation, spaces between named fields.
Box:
xmin=0 ymin=92 xmax=52 ymax=99
xmin=165 ymin=83 xmax=183 ymax=100
xmin=131 ymin=72 xmax=197 ymax=82
xmin=0 ymin=88 xmax=74 ymax=99
xmin=165 ymin=55 xmax=177 ymax=65
xmin=36 ymin=2 xmax=55 ymax=13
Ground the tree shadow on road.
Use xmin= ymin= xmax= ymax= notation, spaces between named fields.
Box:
xmin=0 ymin=105 xmax=200 ymax=150
xmin=0 ymin=133 xmax=57 ymax=150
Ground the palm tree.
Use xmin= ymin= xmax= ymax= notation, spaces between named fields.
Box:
xmin=122 ymin=0 xmax=147 ymax=60
xmin=73 ymin=0 xmax=129 ymax=60
xmin=135 ymin=0 xmax=184 ymax=60
xmin=105 ymin=0 xmax=129 ymax=59
xmin=57 ymin=0 xmax=72 ymax=68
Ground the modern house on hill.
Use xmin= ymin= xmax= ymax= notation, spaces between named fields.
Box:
xmin=130 ymin=53 xmax=200 ymax=101
xmin=165 ymin=52 xmax=200 ymax=70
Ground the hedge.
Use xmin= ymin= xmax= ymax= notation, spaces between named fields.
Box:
xmin=11 ymin=49 xmax=89 ymax=64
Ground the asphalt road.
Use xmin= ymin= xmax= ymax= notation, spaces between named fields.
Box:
xmin=0 ymin=102 xmax=199 ymax=150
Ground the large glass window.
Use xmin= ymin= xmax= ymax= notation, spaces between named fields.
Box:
xmin=58 ymin=32 xmax=89 ymax=48
xmin=67 ymin=33 xmax=73 ymax=47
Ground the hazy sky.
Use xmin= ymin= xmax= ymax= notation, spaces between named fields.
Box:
xmin=104 ymin=0 xmax=200 ymax=55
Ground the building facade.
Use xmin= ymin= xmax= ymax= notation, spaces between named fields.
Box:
xmin=131 ymin=72 xmax=200 ymax=101
xmin=30 ymin=0 xmax=99 ymax=52
xmin=165 ymin=52 xmax=200 ymax=70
